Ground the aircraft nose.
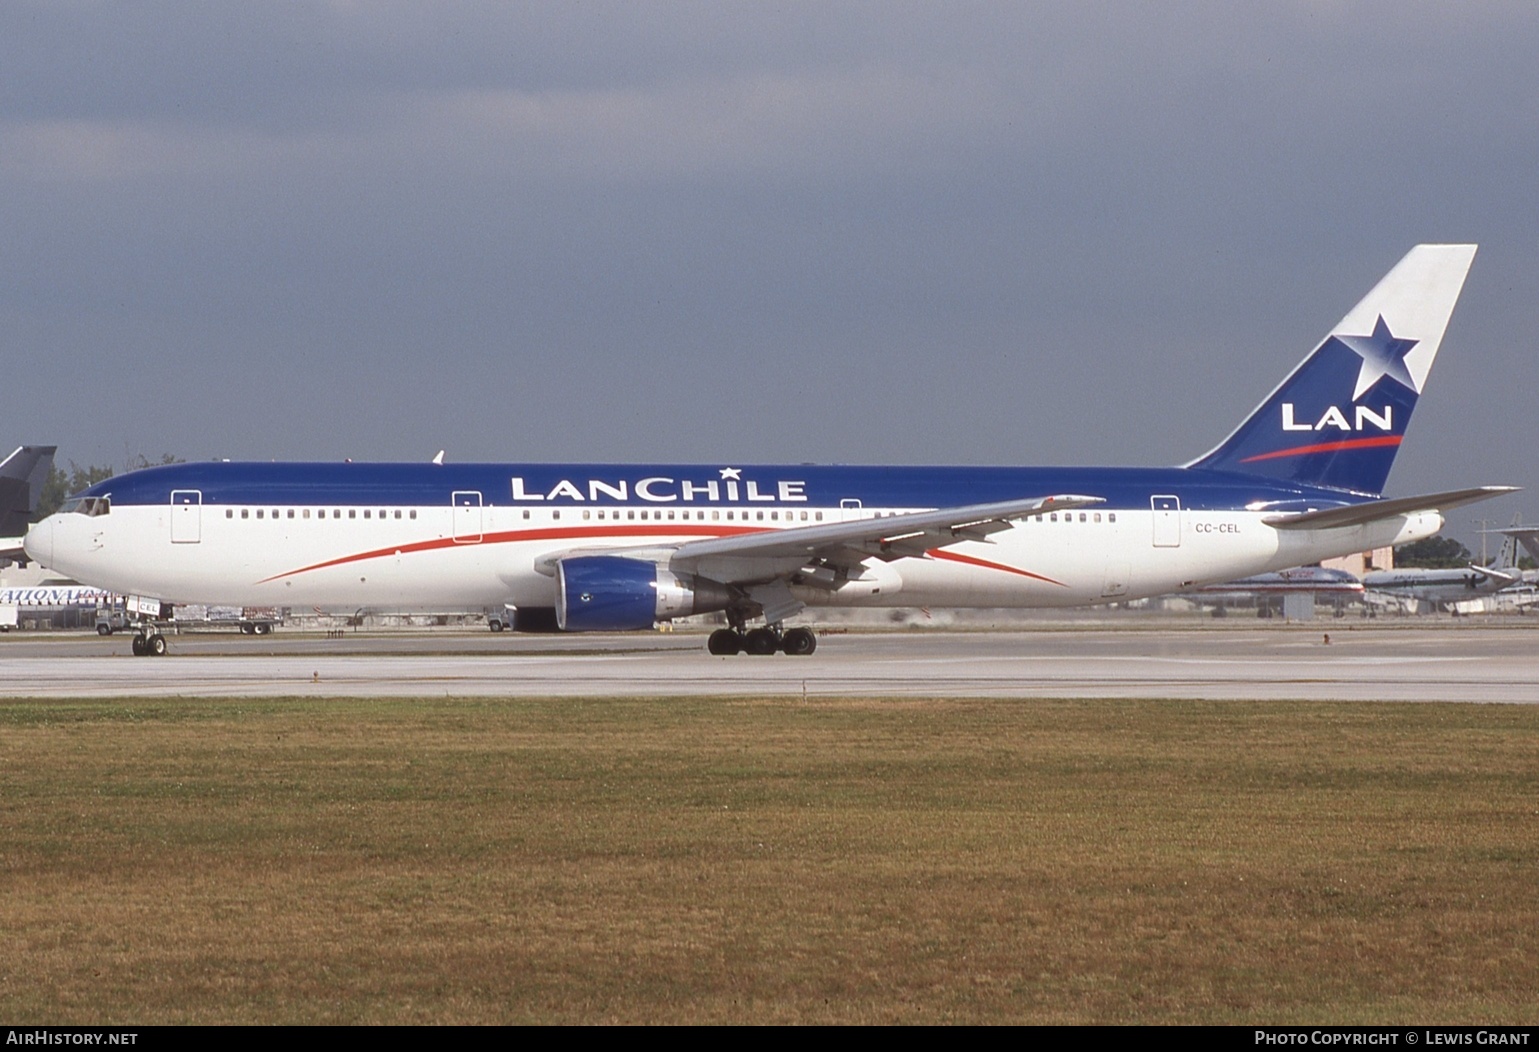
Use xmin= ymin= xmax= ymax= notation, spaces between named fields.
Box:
xmin=22 ymin=516 xmax=52 ymax=567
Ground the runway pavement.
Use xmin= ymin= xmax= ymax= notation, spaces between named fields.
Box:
xmin=2 ymin=623 xmax=1536 ymax=702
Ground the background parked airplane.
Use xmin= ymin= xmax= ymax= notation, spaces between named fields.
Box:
xmin=0 ymin=445 xmax=57 ymax=567
xmin=1180 ymin=565 xmax=1364 ymax=617
xmin=23 ymin=246 xmax=1515 ymax=656
xmin=1364 ymin=526 xmax=1534 ymax=613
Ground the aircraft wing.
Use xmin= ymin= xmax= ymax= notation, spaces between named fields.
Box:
xmin=666 ymin=494 xmax=1104 ymax=572
xmin=1263 ymin=486 xmax=1518 ymax=531
xmin=541 ymin=493 xmax=1102 ymax=625
xmin=534 ymin=493 xmax=1103 ymax=582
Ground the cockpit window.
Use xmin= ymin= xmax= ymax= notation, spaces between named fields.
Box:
xmin=62 ymin=496 xmax=111 ymax=516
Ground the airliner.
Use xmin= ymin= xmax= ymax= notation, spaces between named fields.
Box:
xmin=23 ymin=245 xmax=1515 ymax=657
xmin=1363 ymin=524 xmax=1532 ymax=611
xmin=1363 ymin=565 xmax=1519 ymax=611
xmin=1181 ymin=566 xmax=1365 ymax=611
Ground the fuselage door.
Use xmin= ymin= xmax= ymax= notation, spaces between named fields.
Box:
xmin=453 ymin=491 xmax=484 ymax=544
xmin=170 ymin=490 xmax=202 ymax=544
xmin=1151 ymin=495 xmax=1181 ymax=548
xmin=840 ymin=498 xmax=863 ymax=522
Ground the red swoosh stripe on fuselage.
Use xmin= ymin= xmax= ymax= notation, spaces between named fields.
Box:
xmin=260 ymin=524 xmax=1068 ymax=588
xmin=927 ymin=549 xmax=1068 ymax=587
xmin=1239 ymin=435 xmax=1401 ymax=464
xmin=258 ymin=524 xmax=762 ymax=582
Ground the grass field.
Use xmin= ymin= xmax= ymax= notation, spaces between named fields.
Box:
xmin=1 ymin=694 xmax=1536 ymax=1024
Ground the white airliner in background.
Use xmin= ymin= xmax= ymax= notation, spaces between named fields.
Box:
xmin=24 ymin=245 xmax=1515 ymax=656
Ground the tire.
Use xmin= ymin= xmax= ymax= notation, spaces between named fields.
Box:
xmin=97 ymin=623 xmax=112 ymax=636
xmin=782 ymin=627 xmax=817 ymax=656
xmin=253 ymin=622 xmax=271 ymax=636
xmin=707 ymin=628 xmax=742 ymax=655
xmin=489 ymin=620 xmax=505 ymax=632
xmin=148 ymin=634 xmax=167 ymax=657
xmin=743 ymin=628 xmax=779 ymax=656
xmin=131 ymin=636 xmax=147 ymax=657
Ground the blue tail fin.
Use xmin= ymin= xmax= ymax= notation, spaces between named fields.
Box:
xmin=1188 ymin=245 xmax=1476 ymax=495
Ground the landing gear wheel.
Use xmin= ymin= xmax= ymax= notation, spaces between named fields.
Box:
xmin=147 ymin=634 xmax=167 ymax=657
xmin=131 ymin=635 xmax=147 ymax=657
xmin=743 ymin=627 xmax=779 ymax=656
xmin=781 ymin=627 xmax=817 ymax=656
xmin=707 ymin=628 xmax=742 ymax=655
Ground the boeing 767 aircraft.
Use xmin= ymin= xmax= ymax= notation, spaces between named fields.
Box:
xmin=24 ymin=245 xmax=1513 ymax=656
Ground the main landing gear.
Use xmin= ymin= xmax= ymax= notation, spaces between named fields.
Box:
xmin=129 ymin=625 xmax=168 ymax=657
xmin=707 ymin=621 xmax=817 ymax=656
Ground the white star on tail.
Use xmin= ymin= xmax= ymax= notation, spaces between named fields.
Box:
xmin=1335 ymin=315 xmax=1420 ymax=400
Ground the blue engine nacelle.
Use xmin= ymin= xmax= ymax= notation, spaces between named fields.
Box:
xmin=556 ymin=556 xmax=732 ymax=632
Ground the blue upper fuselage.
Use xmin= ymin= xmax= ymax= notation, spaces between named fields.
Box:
xmin=77 ymin=461 xmax=1375 ymax=515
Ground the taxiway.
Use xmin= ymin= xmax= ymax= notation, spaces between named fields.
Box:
xmin=2 ymin=624 xmax=1536 ymax=702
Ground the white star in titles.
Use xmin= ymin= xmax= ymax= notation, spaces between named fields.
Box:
xmin=718 ymin=467 xmax=742 ymax=480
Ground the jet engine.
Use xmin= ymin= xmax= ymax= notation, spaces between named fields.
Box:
xmin=555 ymin=555 xmax=732 ymax=631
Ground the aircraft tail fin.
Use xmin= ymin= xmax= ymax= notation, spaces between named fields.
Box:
xmin=1491 ymin=525 xmax=1539 ymax=566
xmin=0 ymin=445 xmax=56 ymax=537
xmin=1188 ymin=245 xmax=1477 ymax=495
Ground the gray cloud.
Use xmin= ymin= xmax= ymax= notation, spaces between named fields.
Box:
xmin=4 ymin=1 xmax=1536 ymax=538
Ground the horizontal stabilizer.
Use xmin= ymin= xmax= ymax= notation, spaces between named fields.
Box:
xmin=1264 ymin=485 xmax=1518 ymax=531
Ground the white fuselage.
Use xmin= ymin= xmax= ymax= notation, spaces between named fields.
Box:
xmin=30 ymin=495 xmax=1440 ymax=616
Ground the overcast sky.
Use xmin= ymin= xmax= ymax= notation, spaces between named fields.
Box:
xmin=5 ymin=2 xmax=1536 ymax=544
